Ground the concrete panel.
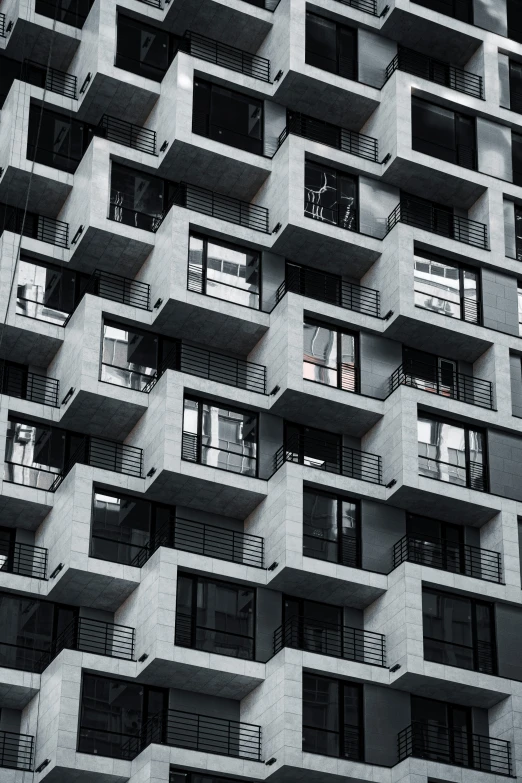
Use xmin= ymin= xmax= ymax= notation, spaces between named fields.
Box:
xmin=361 ymin=500 xmax=405 ymax=574
xmin=477 ymin=118 xmax=512 ymax=182
xmin=488 ymin=429 xmax=522 ymax=502
xmin=495 ymin=603 xmax=522 ymax=681
xmin=481 ymin=268 xmax=519 ymax=336
xmin=363 ymin=684 xmax=410 ymax=766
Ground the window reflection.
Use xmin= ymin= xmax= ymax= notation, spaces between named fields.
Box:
xmin=303 ymin=489 xmax=359 ymax=567
xmin=412 ymin=98 xmax=476 ymax=170
xmin=304 ymin=162 xmax=357 ymax=230
xmin=17 ymin=259 xmax=79 ymax=325
xmin=110 ymin=163 xmax=174 ymax=231
xmin=188 ymin=234 xmax=260 ymax=309
xmin=183 ymin=398 xmax=257 ymax=476
xmin=417 ymin=415 xmax=484 ymax=489
xmin=302 ymin=673 xmax=362 ymax=759
xmin=101 ymin=322 xmax=158 ymax=391
xmin=90 ymin=490 xmax=154 ymax=565
xmin=303 ymin=320 xmax=357 ymax=391
xmin=414 ymin=250 xmax=478 ymax=323
xmin=193 ymin=80 xmax=264 ymax=155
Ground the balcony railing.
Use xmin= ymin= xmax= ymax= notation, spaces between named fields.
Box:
xmin=273 ymin=616 xmax=386 ymax=666
xmin=0 ymin=540 xmax=48 ymax=579
xmin=175 ymin=613 xmax=254 ymax=660
xmin=168 ymin=183 xmax=269 ymax=233
xmin=48 ymin=436 xmax=143 ymax=490
xmin=98 ymin=115 xmax=156 ymax=155
xmin=415 ymin=287 xmax=481 ymax=325
xmin=242 ymin=0 xmax=280 ymax=9
xmin=388 ymin=362 xmax=494 ymax=410
xmin=385 ymin=47 xmax=483 ymax=99
xmin=22 ymin=59 xmax=77 ymax=99
xmin=419 ymin=456 xmax=487 ymax=493
xmin=393 ymin=535 xmax=502 ymax=583
xmin=0 ymin=13 xmax=5 ymax=36
xmin=0 ymin=203 xmax=69 ymax=247
xmin=185 ymin=30 xmax=270 ymax=83
xmin=0 ymin=362 xmax=59 ymax=407
xmin=273 ymin=433 xmax=382 ymax=485
xmin=279 ymin=111 xmax=378 ymax=162
xmin=305 ymin=197 xmax=358 ymax=234
xmin=151 ymin=517 xmax=264 ymax=568
xmin=398 ymin=722 xmax=512 ymax=776
xmin=386 ymin=201 xmax=488 ymax=250
xmin=82 ymin=269 xmax=150 ymax=311
xmin=120 ymin=709 xmax=262 ymax=761
xmin=333 ymin=0 xmax=376 ymax=13
xmin=277 ymin=261 xmax=380 ymax=317
xmin=143 ymin=343 xmax=266 ymax=395
xmin=0 ymin=730 xmax=34 ymax=771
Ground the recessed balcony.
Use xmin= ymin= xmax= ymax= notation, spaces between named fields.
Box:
xmin=0 ymin=203 xmax=69 ymax=248
xmin=392 ymin=534 xmax=502 ymax=583
xmin=386 ymin=198 xmax=488 ymax=250
xmin=0 ymin=730 xmax=34 ymax=771
xmin=385 ymin=46 xmax=483 ymax=99
xmin=388 ymin=360 xmax=494 ymax=410
xmin=0 ymin=538 xmax=48 ymax=579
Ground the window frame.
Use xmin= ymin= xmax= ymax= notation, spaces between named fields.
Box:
xmin=413 ymin=247 xmax=481 ymax=324
xmin=302 ymin=317 xmax=359 ymax=393
xmin=303 ymin=486 xmax=361 ymax=568
xmin=302 ymin=672 xmax=363 ymax=760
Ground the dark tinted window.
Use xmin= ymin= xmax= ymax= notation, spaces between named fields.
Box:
xmin=304 ymin=161 xmax=358 ymax=230
xmin=412 ymin=98 xmax=476 ymax=169
xmin=302 ymin=673 xmax=362 ymax=759
xmin=305 ymin=13 xmax=357 ymax=80
xmin=193 ymin=80 xmax=264 ymax=155
xmin=27 ymin=106 xmax=94 ymax=173
xmin=303 ymin=488 xmax=360 ymax=567
xmin=508 ymin=0 xmax=522 ymax=43
xmin=116 ymin=15 xmax=171 ymax=80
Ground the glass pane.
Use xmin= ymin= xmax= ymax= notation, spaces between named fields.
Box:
xmin=303 ymin=321 xmax=338 ymax=386
xmin=423 ymin=590 xmax=474 ymax=670
xmin=414 ymin=251 xmax=461 ymax=318
xmin=91 ymin=491 xmax=151 ymax=564
xmin=193 ymin=577 xmax=254 ymax=659
xmin=204 ymin=83 xmax=263 ymax=155
xmin=303 ymin=490 xmax=338 ymax=562
xmin=4 ymin=420 xmax=64 ymax=489
xmin=200 ymin=403 xmax=257 ymax=476
xmin=205 ymin=238 xmax=260 ymax=308
xmin=17 ymin=259 xmax=74 ymax=324
xmin=101 ymin=323 xmax=158 ymax=391
xmin=305 ymin=162 xmax=338 ymax=224
xmin=305 ymin=13 xmax=338 ymax=74
xmin=417 ymin=416 xmax=467 ymax=485
xmin=116 ymin=15 xmax=170 ymax=80
xmin=188 ymin=235 xmax=204 ymax=293
xmin=79 ymin=674 xmax=146 ymax=757
xmin=412 ymin=98 xmax=457 ymax=164
xmin=110 ymin=163 xmax=165 ymax=229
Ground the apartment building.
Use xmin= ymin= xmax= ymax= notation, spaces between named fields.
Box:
xmin=2 ymin=0 xmax=522 ymax=781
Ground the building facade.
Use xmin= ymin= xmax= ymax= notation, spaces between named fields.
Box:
xmin=2 ymin=0 xmax=522 ymax=781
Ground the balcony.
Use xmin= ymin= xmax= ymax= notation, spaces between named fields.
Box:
xmin=0 ymin=617 xmax=135 ymax=673
xmin=73 ymin=269 xmax=151 ymax=314
xmin=0 ymin=540 xmax=48 ymax=579
xmin=0 ymin=362 xmax=59 ymax=407
xmin=276 ymin=261 xmax=380 ymax=317
xmin=388 ymin=362 xmax=494 ymax=410
xmin=98 ymin=115 xmax=156 ymax=155
xmin=273 ymin=616 xmax=386 ymax=666
xmin=393 ymin=535 xmax=502 ymax=583
xmin=385 ymin=47 xmax=483 ymax=99
xmin=142 ymin=343 xmax=266 ymax=395
xmin=387 ymin=201 xmax=488 ymax=250
xmin=95 ymin=516 xmax=264 ymax=569
xmin=334 ymin=0 xmax=377 ymax=13
xmin=21 ymin=58 xmax=77 ymax=99
xmin=118 ymin=709 xmax=262 ymax=761
xmin=0 ymin=204 xmax=69 ymax=247
xmin=273 ymin=433 xmax=382 ymax=485
xmin=186 ymin=31 xmax=270 ymax=83
xmin=0 ymin=730 xmax=33 ymax=771
xmin=5 ymin=436 xmax=143 ymax=492
xmin=109 ymin=182 xmax=269 ymax=234
xmin=398 ymin=722 xmax=512 ymax=776
xmin=279 ymin=112 xmax=379 ymax=163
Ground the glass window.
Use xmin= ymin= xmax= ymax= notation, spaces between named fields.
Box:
xmin=4 ymin=419 xmax=66 ymax=489
xmin=109 ymin=163 xmax=173 ymax=231
xmin=302 ymin=673 xmax=362 ymax=759
xmin=183 ymin=398 xmax=257 ymax=476
xmin=417 ymin=415 xmax=484 ymax=489
xmin=116 ymin=15 xmax=171 ymax=80
xmin=175 ymin=574 xmax=255 ymax=659
xmin=509 ymin=60 xmax=522 ymax=113
xmin=303 ymin=320 xmax=357 ymax=391
xmin=516 ymin=206 xmax=522 ymax=262
xmin=513 ymin=132 xmax=522 ymax=187
xmin=411 ymin=0 xmax=472 ymax=23
xmin=193 ymin=80 xmax=264 ymax=155
xmin=518 ymin=286 xmax=522 ymax=336
xmin=78 ymin=674 xmax=167 ymax=758
xmin=304 ymin=161 xmax=358 ymax=230
xmin=0 ymin=56 xmax=23 ymax=108
xmin=285 ymin=423 xmax=342 ymax=473
xmin=27 ymin=106 xmax=93 ymax=173
xmin=422 ymin=589 xmax=495 ymax=674
xmin=412 ymin=98 xmax=476 ymax=169
xmin=16 ymin=258 xmax=79 ymax=325
xmin=303 ymin=489 xmax=360 ymax=567
xmin=188 ymin=234 xmax=260 ymax=309
xmin=101 ymin=322 xmax=158 ymax=391
xmin=508 ymin=0 xmax=522 ymax=44
xmin=90 ymin=490 xmax=153 ymax=565
xmin=305 ymin=13 xmax=357 ymax=81
xmin=410 ymin=697 xmax=471 ymax=766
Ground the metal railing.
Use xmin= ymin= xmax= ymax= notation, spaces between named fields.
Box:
xmin=0 ymin=730 xmax=34 ymax=771
xmin=0 ymin=203 xmax=69 ymax=247
xmin=175 ymin=613 xmax=254 ymax=660
xmin=181 ymin=432 xmax=257 ymax=477
xmin=386 ymin=201 xmax=488 ymax=250
xmin=398 ymin=722 xmax=512 ymax=776
xmin=280 ymin=112 xmax=378 ymax=162
xmin=0 ymin=540 xmax=48 ymax=579
xmin=388 ymin=362 xmax=493 ymax=409
xmin=385 ymin=47 xmax=483 ymax=99
xmin=120 ymin=709 xmax=262 ymax=761
xmin=415 ymin=288 xmax=481 ymax=325
xmin=144 ymin=343 xmax=266 ymax=394
xmin=419 ymin=455 xmax=487 ymax=493
xmin=273 ymin=433 xmax=382 ymax=484
xmin=393 ymin=535 xmax=502 ymax=583
xmin=167 ymin=182 xmax=269 ymax=233
xmin=333 ymin=0 xmax=376 ymax=12
xmin=0 ymin=13 xmax=5 ymax=36
xmin=74 ymin=269 xmax=151 ymax=313
xmin=47 ymin=616 xmax=135 ymax=661
xmin=0 ymin=362 xmax=59 ymax=407
xmin=155 ymin=517 xmax=264 ymax=568
xmin=185 ymin=30 xmax=270 ymax=83
xmin=98 ymin=115 xmax=156 ymax=155
xmin=305 ymin=197 xmax=358 ymax=233
xmin=49 ymin=436 xmax=143 ymax=491
xmin=304 ymin=360 xmax=358 ymax=393
xmin=22 ymin=59 xmax=77 ymax=99
xmin=273 ymin=616 xmax=386 ymax=665
xmin=277 ymin=262 xmax=380 ymax=317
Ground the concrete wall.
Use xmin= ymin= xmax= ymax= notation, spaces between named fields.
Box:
xmin=481 ymin=268 xmax=519 ymax=335
xmin=358 ymin=30 xmax=397 ymax=90
xmin=488 ymin=430 xmax=522 ymax=501
xmin=496 ymin=604 xmax=522 ymax=681
xmin=361 ymin=500 xmax=405 ymax=573
xmin=363 ymin=685 xmax=410 ymax=766
xmin=360 ymin=333 xmax=402 ymax=399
